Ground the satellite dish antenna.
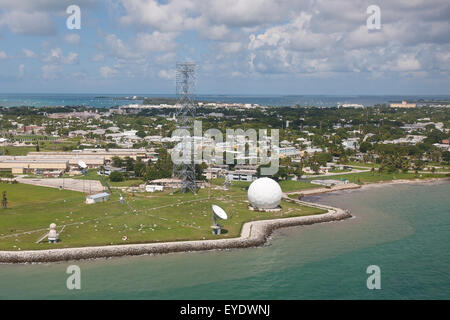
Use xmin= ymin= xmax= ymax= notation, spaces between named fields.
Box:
xmin=212 ymin=205 xmax=227 ymax=220
xmin=211 ymin=205 xmax=227 ymax=235
xmin=78 ymin=160 xmax=87 ymax=169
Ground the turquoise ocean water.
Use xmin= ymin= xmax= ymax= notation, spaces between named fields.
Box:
xmin=0 ymin=182 xmax=448 ymax=299
xmin=1 ymin=93 xmax=450 ymax=108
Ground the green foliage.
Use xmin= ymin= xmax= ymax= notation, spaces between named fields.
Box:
xmin=195 ymin=163 xmax=207 ymax=181
xmin=274 ymin=167 xmax=289 ymax=180
xmin=109 ymin=171 xmax=124 ymax=182
xmin=134 ymin=160 xmax=146 ymax=177
xmin=136 ymin=130 xmax=146 ymax=138
xmin=111 ymin=156 xmax=123 ymax=168
xmin=0 ymin=172 xmax=13 ymax=178
xmin=359 ymin=141 xmax=372 ymax=153
xmin=124 ymin=157 xmax=135 ymax=172
xmin=443 ymin=151 xmax=450 ymax=163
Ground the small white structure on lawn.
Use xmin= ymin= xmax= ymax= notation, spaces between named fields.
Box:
xmin=48 ymin=223 xmax=59 ymax=243
xmin=146 ymin=185 xmax=164 ymax=193
xmin=86 ymin=192 xmax=110 ymax=204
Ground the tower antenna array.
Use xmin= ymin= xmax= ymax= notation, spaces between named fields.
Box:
xmin=173 ymin=62 xmax=197 ymax=193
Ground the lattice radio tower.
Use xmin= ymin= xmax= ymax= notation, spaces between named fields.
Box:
xmin=173 ymin=62 xmax=197 ymax=193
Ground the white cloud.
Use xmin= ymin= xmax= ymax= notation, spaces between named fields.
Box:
xmin=158 ymin=69 xmax=175 ymax=80
xmin=119 ymin=0 xmax=196 ymax=32
xmin=43 ymin=48 xmax=78 ymax=64
xmin=94 ymin=0 xmax=450 ymax=82
xmin=0 ymin=0 xmax=448 ymax=88
xmin=0 ymin=51 xmax=7 ymax=59
xmin=0 ymin=0 xmax=97 ymax=36
xmin=243 ymin=0 xmax=450 ymax=78
xmin=0 ymin=11 xmax=56 ymax=36
xmin=99 ymin=66 xmax=118 ymax=78
xmin=65 ymin=52 xmax=79 ymax=64
xmin=104 ymin=34 xmax=142 ymax=60
xmin=198 ymin=0 xmax=305 ymax=27
xmin=155 ymin=52 xmax=176 ymax=64
xmin=134 ymin=32 xmax=177 ymax=52
xmin=102 ymin=32 xmax=177 ymax=62
xmin=118 ymin=0 xmax=307 ymax=32
xmin=0 ymin=0 xmax=96 ymax=12
xmin=22 ymin=48 xmax=36 ymax=58
xmin=248 ymin=13 xmax=335 ymax=51
xmin=64 ymin=34 xmax=81 ymax=45
xmin=393 ymin=55 xmax=422 ymax=72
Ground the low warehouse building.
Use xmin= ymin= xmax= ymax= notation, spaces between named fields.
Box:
xmin=86 ymin=192 xmax=110 ymax=204
xmin=28 ymin=148 xmax=154 ymax=161
xmin=0 ymin=159 xmax=68 ymax=174
xmin=0 ymin=155 xmax=105 ymax=170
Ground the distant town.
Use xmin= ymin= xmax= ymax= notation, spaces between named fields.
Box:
xmin=0 ymin=100 xmax=447 ymax=195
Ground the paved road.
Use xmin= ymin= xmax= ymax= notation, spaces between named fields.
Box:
xmin=16 ymin=177 xmax=104 ymax=194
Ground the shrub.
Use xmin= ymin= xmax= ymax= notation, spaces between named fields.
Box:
xmin=109 ymin=171 xmax=124 ymax=182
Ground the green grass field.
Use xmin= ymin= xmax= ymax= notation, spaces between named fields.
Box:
xmin=0 ymin=182 xmax=326 ymax=251
xmin=1 ymin=138 xmax=80 ymax=156
xmin=0 ymin=146 xmax=35 ymax=156
xmin=71 ymin=169 xmax=143 ymax=187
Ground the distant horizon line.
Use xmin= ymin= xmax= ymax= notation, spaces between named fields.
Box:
xmin=1 ymin=92 xmax=450 ymax=97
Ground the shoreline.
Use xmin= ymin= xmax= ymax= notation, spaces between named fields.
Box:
xmin=0 ymin=177 xmax=448 ymax=264
xmin=286 ymin=176 xmax=450 ymax=197
xmin=359 ymin=177 xmax=450 ymax=189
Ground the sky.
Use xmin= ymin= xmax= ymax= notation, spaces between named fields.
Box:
xmin=0 ymin=0 xmax=449 ymax=95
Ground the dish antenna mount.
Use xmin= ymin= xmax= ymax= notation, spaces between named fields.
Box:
xmin=211 ymin=204 xmax=227 ymax=235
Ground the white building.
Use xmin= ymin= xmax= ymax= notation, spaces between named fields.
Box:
xmin=275 ymin=146 xmax=302 ymax=158
xmin=342 ymin=138 xmax=359 ymax=150
xmin=145 ymin=185 xmax=164 ymax=192
xmin=339 ymin=104 xmax=364 ymax=108
xmin=86 ymin=192 xmax=110 ymax=204
xmin=227 ymin=169 xmax=257 ymax=182
xmin=304 ymin=147 xmax=323 ymax=154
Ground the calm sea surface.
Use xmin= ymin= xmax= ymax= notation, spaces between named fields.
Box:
xmin=1 ymin=93 xmax=450 ymax=107
xmin=0 ymin=182 xmax=448 ymax=299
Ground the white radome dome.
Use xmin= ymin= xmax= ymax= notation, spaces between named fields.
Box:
xmin=248 ymin=177 xmax=282 ymax=210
